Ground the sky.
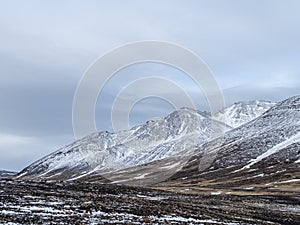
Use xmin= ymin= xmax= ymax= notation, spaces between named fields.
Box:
xmin=0 ymin=0 xmax=300 ymax=171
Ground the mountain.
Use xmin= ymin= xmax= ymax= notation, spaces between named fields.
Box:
xmin=73 ymin=96 xmax=299 ymax=187
xmin=4 ymin=97 xmax=300 ymax=225
xmin=16 ymin=108 xmax=229 ymax=181
xmin=160 ymin=96 xmax=300 ymax=192
xmin=213 ymin=100 xmax=276 ymax=128
xmin=14 ymin=98 xmax=282 ymax=184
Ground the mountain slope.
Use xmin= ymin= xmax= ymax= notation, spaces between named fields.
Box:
xmin=16 ymin=108 xmax=228 ymax=180
xmin=161 ymin=96 xmax=300 ymax=191
xmin=15 ymin=99 xmax=282 ymax=184
xmin=79 ymin=96 xmax=299 ymax=187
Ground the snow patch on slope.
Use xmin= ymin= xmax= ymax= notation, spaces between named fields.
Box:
xmin=240 ymin=132 xmax=300 ymax=170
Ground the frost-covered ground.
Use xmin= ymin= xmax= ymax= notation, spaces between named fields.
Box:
xmin=1 ymin=180 xmax=299 ymax=225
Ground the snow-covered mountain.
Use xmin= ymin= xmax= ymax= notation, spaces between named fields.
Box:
xmin=16 ymin=108 xmax=229 ymax=180
xmin=210 ymin=96 xmax=300 ymax=169
xmin=15 ymin=98 xmax=290 ymax=184
xmin=82 ymin=96 xmax=299 ymax=186
xmin=171 ymin=96 xmax=300 ymax=187
xmin=214 ymin=100 xmax=276 ymax=128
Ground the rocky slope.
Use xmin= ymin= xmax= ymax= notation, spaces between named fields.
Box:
xmin=162 ymin=96 xmax=300 ymax=191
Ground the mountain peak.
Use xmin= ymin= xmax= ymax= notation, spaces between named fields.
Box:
xmin=214 ymin=100 xmax=276 ymax=128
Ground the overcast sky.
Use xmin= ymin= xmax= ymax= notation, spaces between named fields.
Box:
xmin=0 ymin=0 xmax=300 ymax=171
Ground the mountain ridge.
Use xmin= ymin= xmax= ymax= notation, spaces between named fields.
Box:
xmin=15 ymin=99 xmax=279 ymax=183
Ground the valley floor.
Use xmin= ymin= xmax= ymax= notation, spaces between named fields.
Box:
xmin=1 ymin=180 xmax=299 ymax=225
